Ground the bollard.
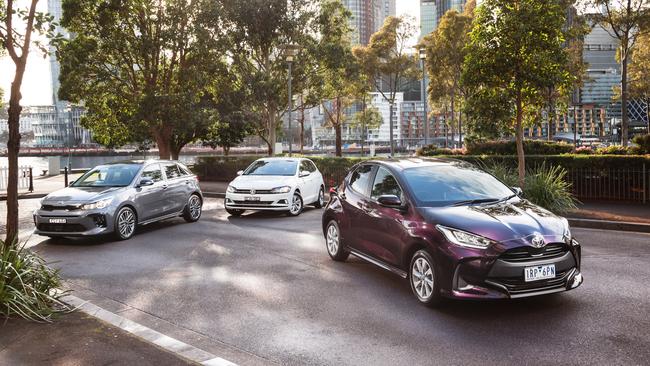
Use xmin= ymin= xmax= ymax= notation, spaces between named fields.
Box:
xmin=64 ymin=166 xmax=68 ymax=187
xmin=29 ymin=167 xmax=34 ymax=192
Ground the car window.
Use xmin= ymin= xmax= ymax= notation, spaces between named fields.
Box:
xmin=176 ymin=163 xmax=189 ymax=176
xmin=348 ymin=165 xmax=374 ymax=197
xmin=371 ymin=167 xmax=402 ymax=200
xmin=72 ymin=164 xmax=140 ymax=187
xmin=163 ymin=163 xmax=181 ymax=179
xmin=141 ymin=164 xmax=163 ymax=182
xmin=300 ymin=160 xmax=314 ymax=174
xmin=244 ymin=160 xmax=298 ymax=176
xmin=307 ymin=161 xmax=318 ymax=172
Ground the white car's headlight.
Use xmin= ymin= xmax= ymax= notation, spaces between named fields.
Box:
xmin=271 ymin=186 xmax=291 ymax=194
xmin=227 ymin=185 xmax=236 ymax=193
xmin=81 ymin=197 xmax=113 ymax=210
xmin=436 ymin=225 xmax=495 ymax=249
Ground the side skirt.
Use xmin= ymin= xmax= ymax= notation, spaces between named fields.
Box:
xmin=139 ymin=210 xmax=184 ymax=226
xmin=348 ymin=248 xmax=408 ymax=279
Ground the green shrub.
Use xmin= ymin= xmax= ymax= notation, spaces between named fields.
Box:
xmin=465 ymin=140 xmax=574 ymax=155
xmin=482 ymin=163 xmax=578 ymax=213
xmin=573 ymin=146 xmax=594 ymax=155
xmin=595 ymin=146 xmax=631 ymax=155
xmin=416 ymin=145 xmax=454 ymax=156
xmin=632 ymin=134 xmax=650 ymax=154
xmin=1 ymin=242 xmax=69 ymax=322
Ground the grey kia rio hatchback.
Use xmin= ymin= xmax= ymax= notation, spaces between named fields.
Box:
xmin=33 ymin=160 xmax=203 ymax=240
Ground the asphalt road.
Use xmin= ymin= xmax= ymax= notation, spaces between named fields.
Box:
xmin=25 ymin=198 xmax=650 ymax=366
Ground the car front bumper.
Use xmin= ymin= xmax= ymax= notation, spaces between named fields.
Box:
xmin=224 ymin=192 xmax=292 ymax=211
xmin=439 ymin=237 xmax=583 ymax=300
xmin=33 ymin=207 xmax=114 ymax=237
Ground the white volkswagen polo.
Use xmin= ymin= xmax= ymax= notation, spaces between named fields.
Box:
xmin=225 ymin=157 xmax=325 ymax=216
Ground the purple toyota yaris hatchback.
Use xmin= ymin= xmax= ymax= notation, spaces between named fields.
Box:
xmin=322 ymin=158 xmax=582 ymax=306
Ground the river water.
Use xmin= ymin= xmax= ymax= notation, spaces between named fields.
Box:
xmin=0 ymin=154 xmax=201 ymax=173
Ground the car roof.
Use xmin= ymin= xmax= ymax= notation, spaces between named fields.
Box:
xmin=363 ymin=157 xmax=469 ymax=172
xmin=254 ymin=157 xmax=306 ymax=162
xmin=102 ymin=159 xmax=184 ymax=166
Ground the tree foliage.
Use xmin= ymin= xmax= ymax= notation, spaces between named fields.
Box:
xmin=353 ymin=16 xmax=419 ymax=154
xmin=463 ymin=0 xmax=575 ymax=187
xmin=58 ymin=0 xmax=224 ymax=159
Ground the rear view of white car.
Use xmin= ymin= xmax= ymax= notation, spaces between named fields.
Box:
xmin=225 ymin=158 xmax=325 ymax=217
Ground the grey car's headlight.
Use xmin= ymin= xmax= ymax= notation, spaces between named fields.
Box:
xmin=227 ymin=185 xmax=236 ymax=193
xmin=271 ymin=186 xmax=291 ymax=194
xmin=81 ymin=197 xmax=113 ymax=210
xmin=436 ymin=225 xmax=495 ymax=249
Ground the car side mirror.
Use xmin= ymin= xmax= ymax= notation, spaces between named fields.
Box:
xmin=512 ymin=187 xmax=523 ymax=197
xmin=377 ymin=195 xmax=405 ymax=209
xmin=138 ymin=178 xmax=155 ymax=187
xmin=299 ymin=170 xmax=310 ymax=178
xmin=236 ymin=170 xmax=244 ymax=176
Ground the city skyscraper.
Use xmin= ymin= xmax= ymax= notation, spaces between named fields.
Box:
xmin=342 ymin=0 xmax=396 ymax=45
xmin=420 ymin=0 xmax=437 ymax=39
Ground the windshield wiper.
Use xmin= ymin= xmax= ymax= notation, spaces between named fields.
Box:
xmin=452 ymin=198 xmax=501 ymax=206
xmin=497 ymin=194 xmax=517 ymax=203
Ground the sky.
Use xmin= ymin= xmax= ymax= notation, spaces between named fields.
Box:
xmin=0 ymin=0 xmax=422 ymax=106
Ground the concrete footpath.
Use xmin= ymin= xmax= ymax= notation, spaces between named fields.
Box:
xmin=0 ymin=312 xmax=195 ymax=365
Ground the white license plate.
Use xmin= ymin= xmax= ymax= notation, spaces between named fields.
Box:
xmin=48 ymin=218 xmax=67 ymax=224
xmin=524 ymin=264 xmax=556 ymax=282
xmin=244 ymin=196 xmax=260 ymax=202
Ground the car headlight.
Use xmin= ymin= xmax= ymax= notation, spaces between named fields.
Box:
xmin=436 ymin=225 xmax=495 ymax=249
xmin=560 ymin=217 xmax=571 ymax=240
xmin=271 ymin=186 xmax=292 ymax=194
xmin=81 ymin=197 xmax=113 ymax=210
xmin=227 ymin=185 xmax=236 ymax=193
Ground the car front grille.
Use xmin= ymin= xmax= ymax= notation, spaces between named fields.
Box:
xmin=231 ymin=200 xmax=274 ymax=206
xmin=41 ymin=204 xmax=81 ymax=211
xmin=485 ymin=269 xmax=573 ymax=296
xmin=233 ymin=189 xmax=275 ymax=194
xmin=37 ymin=223 xmax=87 ymax=232
xmin=499 ymin=243 xmax=569 ymax=263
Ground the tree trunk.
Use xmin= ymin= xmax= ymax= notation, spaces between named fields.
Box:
xmin=4 ymin=62 xmax=28 ymax=245
xmin=450 ymin=94 xmax=456 ymax=148
xmin=621 ymin=47 xmax=629 ymax=147
xmin=515 ymin=91 xmax=525 ymax=188
xmin=299 ymin=104 xmax=305 ymax=154
xmin=224 ymin=146 xmax=230 ymax=156
xmin=153 ymin=128 xmax=172 ymax=160
xmin=335 ymin=97 xmax=342 ymax=157
xmin=268 ymin=110 xmax=277 ymax=156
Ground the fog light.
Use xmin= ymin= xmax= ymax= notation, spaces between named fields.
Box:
xmin=278 ymin=199 xmax=288 ymax=205
xmin=571 ymin=272 xmax=583 ymax=289
xmin=91 ymin=214 xmax=107 ymax=228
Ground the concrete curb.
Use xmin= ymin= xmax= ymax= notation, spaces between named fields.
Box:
xmin=568 ymin=218 xmax=650 ymax=233
xmin=62 ymin=294 xmax=238 ymax=366
xmin=203 ymin=192 xmax=226 ymax=199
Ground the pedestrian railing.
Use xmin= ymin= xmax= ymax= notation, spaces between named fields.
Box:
xmin=568 ymin=165 xmax=648 ymax=204
xmin=0 ymin=166 xmax=33 ymax=192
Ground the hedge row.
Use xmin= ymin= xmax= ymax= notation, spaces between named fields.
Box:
xmin=192 ymin=154 xmax=650 ymax=183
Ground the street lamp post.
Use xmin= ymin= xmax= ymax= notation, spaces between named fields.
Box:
xmin=419 ymin=48 xmax=428 ymax=146
xmin=283 ymin=45 xmax=299 ymax=156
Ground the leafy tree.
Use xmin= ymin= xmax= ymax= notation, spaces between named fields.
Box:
xmin=204 ymin=117 xmax=251 ymax=156
xmin=421 ymin=1 xmax=475 ymax=148
xmin=350 ymin=102 xmax=382 ymax=155
xmin=1 ymin=0 xmax=59 ymax=244
xmin=587 ymin=0 xmax=650 ymax=146
xmin=353 ymin=16 xmax=419 ymax=155
xmin=463 ymin=0 xmax=575 ymax=188
xmin=58 ymin=0 xmax=224 ymax=159
xmin=220 ymin=0 xmax=318 ymax=156
xmin=628 ymin=30 xmax=650 ymax=134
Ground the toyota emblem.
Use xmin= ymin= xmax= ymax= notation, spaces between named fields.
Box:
xmin=531 ymin=234 xmax=545 ymax=248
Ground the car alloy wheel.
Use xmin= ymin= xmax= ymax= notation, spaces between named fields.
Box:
xmin=314 ymin=187 xmax=325 ymax=208
xmin=183 ymin=194 xmax=202 ymax=222
xmin=409 ymin=250 xmax=442 ymax=306
xmin=115 ymin=207 xmax=136 ymax=240
xmin=288 ymin=193 xmax=303 ymax=216
xmin=325 ymin=221 xmax=349 ymax=261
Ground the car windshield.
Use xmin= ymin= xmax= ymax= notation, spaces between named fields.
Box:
xmin=244 ymin=160 xmax=298 ymax=176
xmin=72 ymin=164 xmax=141 ymax=187
xmin=402 ymin=164 xmax=515 ymax=207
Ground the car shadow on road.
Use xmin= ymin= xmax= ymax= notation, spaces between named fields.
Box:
xmin=225 ymin=207 xmax=321 ymax=221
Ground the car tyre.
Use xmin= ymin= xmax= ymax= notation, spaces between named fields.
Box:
xmin=409 ymin=250 xmax=442 ymax=307
xmin=325 ymin=220 xmax=349 ymax=261
xmin=183 ymin=194 xmax=202 ymax=222
xmin=287 ymin=193 xmax=303 ymax=216
xmin=114 ymin=206 xmax=137 ymax=240
xmin=314 ymin=187 xmax=325 ymax=208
